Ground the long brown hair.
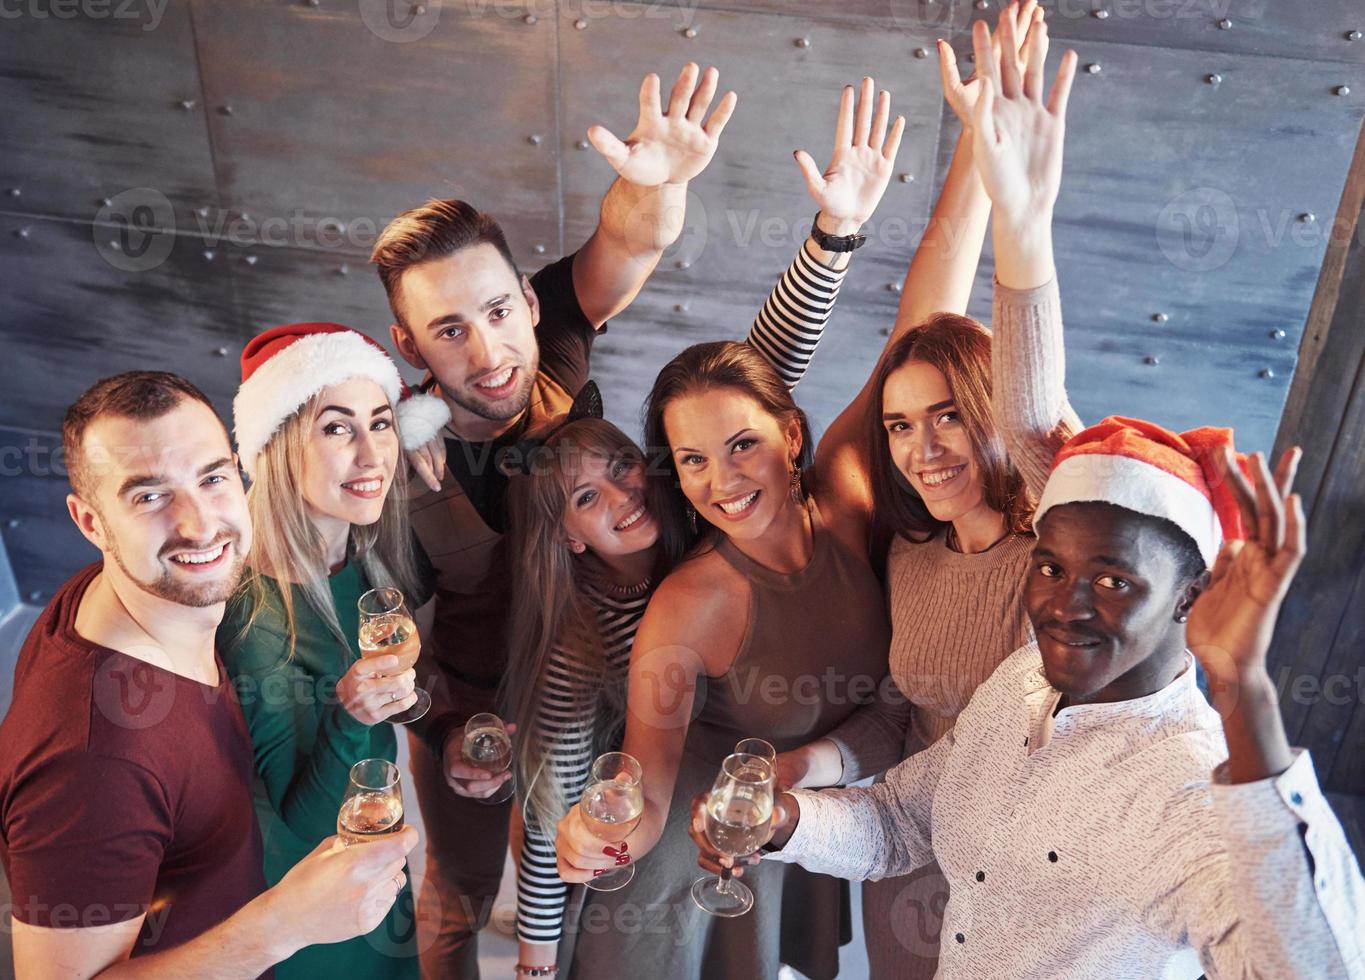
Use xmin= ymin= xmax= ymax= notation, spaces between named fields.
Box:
xmin=502 ymin=417 xmax=644 ymax=832
xmin=233 ymin=391 xmax=422 ymax=658
xmin=867 ymin=314 xmax=1033 ymax=541
xmin=643 ymin=341 xmax=814 ymax=572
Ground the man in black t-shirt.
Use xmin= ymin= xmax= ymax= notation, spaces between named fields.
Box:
xmin=370 ymin=64 xmax=736 ymax=977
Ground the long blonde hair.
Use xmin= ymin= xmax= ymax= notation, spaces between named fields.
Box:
xmin=502 ymin=418 xmax=645 ymax=832
xmin=235 ymin=391 xmax=422 ymax=656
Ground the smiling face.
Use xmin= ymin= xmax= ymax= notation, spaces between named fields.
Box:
xmin=299 ymin=378 xmax=399 ymax=531
xmin=881 ymin=360 xmax=990 ymax=525
xmin=664 ymin=389 xmax=802 ymax=542
xmin=390 ymin=243 xmax=540 ymax=438
xmin=72 ymin=397 xmax=251 ymax=607
xmin=1027 ymin=502 xmax=1200 ymax=704
xmin=562 ymin=450 xmax=659 ymax=559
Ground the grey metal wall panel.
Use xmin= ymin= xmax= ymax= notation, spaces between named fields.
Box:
xmin=0 ymin=0 xmax=218 ymax=230
xmin=189 ymin=0 xmax=561 ymax=267
xmin=558 ymin=4 xmax=946 ymax=435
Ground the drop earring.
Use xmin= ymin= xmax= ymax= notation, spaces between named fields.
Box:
xmin=789 ymin=458 xmax=804 ymax=504
xmin=686 ymin=503 xmax=698 ymax=535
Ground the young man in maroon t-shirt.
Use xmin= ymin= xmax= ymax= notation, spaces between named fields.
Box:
xmin=0 ymin=372 xmax=418 ymax=978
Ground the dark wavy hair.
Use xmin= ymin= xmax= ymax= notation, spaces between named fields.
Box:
xmin=866 ymin=314 xmax=1033 ymax=541
xmin=643 ymin=341 xmax=815 ymax=572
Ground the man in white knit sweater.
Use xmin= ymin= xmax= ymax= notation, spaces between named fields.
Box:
xmin=692 ymin=13 xmax=1365 ymax=979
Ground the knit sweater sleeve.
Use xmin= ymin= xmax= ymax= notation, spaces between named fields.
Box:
xmin=744 ymin=240 xmax=850 ymax=390
xmin=990 ymin=277 xmax=1084 ymax=501
xmin=515 ymin=644 xmax=597 ymax=945
xmin=823 ymin=675 xmax=913 ymax=784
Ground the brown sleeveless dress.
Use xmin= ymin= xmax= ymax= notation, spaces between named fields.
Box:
xmin=568 ymin=496 xmax=892 ymax=980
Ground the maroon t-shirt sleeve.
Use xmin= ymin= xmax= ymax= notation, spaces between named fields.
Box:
xmin=5 ymin=750 xmax=170 ymax=928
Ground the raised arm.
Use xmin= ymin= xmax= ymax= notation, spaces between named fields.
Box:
xmin=1156 ymin=448 xmax=1365 ymax=975
xmin=966 ymin=9 xmax=1083 ymax=498
xmin=573 ymin=64 xmax=736 ymax=328
xmin=745 ymin=80 xmax=904 ymax=389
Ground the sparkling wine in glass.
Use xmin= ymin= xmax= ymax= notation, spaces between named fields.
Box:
xmin=734 ymin=738 xmax=777 ymax=768
xmin=357 ymin=587 xmax=430 ymax=725
xmin=692 ymin=752 xmax=775 ymax=917
xmin=461 ymin=712 xmax=515 ymax=805
xmin=580 ymin=752 xmax=644 ymax=892
xmin=338 ymin=758 xmax=404 ymax=847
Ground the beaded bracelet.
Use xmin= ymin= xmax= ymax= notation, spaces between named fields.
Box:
xmin=515 ymin=964 xmax=558 ymax=977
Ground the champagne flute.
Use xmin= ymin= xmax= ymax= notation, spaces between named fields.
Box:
xmin=692 ymin=752 xmax=775 ymax=917
xmin=338 ymin=758 xmax=405 ymax=846
xmin=580 ymin=752 xmax=644 ymax=892
xmin=357 ymin=587 xmax=430 ymax=724
xmin=734 ymin=738 xmax=777 ymax=768
xmin=461 ymin=712 xmax=515 ymax=805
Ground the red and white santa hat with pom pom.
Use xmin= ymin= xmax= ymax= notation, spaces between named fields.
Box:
xmin=232 ymin=321 xmax=449 ymax=480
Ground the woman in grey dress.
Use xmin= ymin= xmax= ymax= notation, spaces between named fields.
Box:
xmin=555 ymin=75 xmax=990 ymax=980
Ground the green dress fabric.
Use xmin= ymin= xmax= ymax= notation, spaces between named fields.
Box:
xmin=219 ymin=562 xmax=419 ymax=979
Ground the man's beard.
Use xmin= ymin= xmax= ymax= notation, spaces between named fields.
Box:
xmin=108 ymin=530 xmax=247 ymax=608
xmin=448 ymin=366 xmax=537 ymax=426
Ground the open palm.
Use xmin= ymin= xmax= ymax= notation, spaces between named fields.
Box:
xmin=941 ymin=0 xmax=1043 ymax=130
xmin=588 ymin=64 xmax=736 ymax=187
xmin=1186 ymin=448 xmax=1305 ymax=687
xmin=794 ymin=76 xmax=905 ymax=228
xmin=967 ymin=8 xmax=1076 ymax=227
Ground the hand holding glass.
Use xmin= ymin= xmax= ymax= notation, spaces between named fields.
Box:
xmin=357 ymin=587 xmax=429 ymax=724
xmin=337 ymin=758 xmax=405 ymax=846
xmin=692 ymin=752 xmax=775 ymax=917
xmin=461 ymin=712 xmax=515 ymax=805
xmin=580 ymin=752 xmax=644 ymax=892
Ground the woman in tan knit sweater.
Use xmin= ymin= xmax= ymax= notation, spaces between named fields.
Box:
xmin=767 ymin=8 xmax=1073 ymax=978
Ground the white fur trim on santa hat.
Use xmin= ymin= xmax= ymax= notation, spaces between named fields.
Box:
xmin=397 ymin=392 xmax=450 ymax=451
xmin=233 ymin=331 xmax=403 ymax=480
xmin=1035 ymin=453 xmax=1222 ymax=568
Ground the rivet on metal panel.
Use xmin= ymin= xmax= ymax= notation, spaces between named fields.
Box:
xmin=674 ymin=303 xmax=689 ymax=313
xmin=1259 ymin=368 xmax=1275 ymax=379
xmin=887 ymin=282 xmax=902 ymax=293
xmin=306 ymin=0 xmax=319 ymax=6
xmin=412 ymin=4 xmax=426 ymax=15
xmin=795 ymin=37 xmax=811 ymax=48
xmin=7 ymin=188 xmax=19 ymax=197
xmin=100 ymin=198 xmax=112 ymax=207
xmin=15 ymin=227 xmax=30 ymax=239
xmin=676 ymin=259 xmax=691 ymax=269
xmin=244 ymin=254 xmax=259 ymax=266
xmin=534 ymin=244 xmax=547 ymax=254
xmin=109 ymin=239 xmax=121 ymax=251
xmin=238 ymin=211 xmax=250 ymax=222
xmin=879 ymin=326 xmax=890 ymax=336
xmin=219 ymin=105 xmax=234 ymax=116
xmin=1205 ymin=73 xmax=1222 ymax=85
xmin=683 ymin=27 xmax=698 ymax=39
xmin=1299 ymin=212 xmax=1316 ymax=224
xmin=338 ymin=263 xmax=350 ymax=276
xmin=574 ymin=18 xmax=588 ymax=30
xmin=974 ymin=0 xmax=988 ymax=9
xmin=1270 ymin=328 xmax=1286 ymax=340
xmin=1334 ymin=85 xmax=1351 ymax=96
xmin=528 ymin=133 xmax=543 ymax=145
xmin=1152 ymin=312 xmax=1168 ymax=323
xmin=196 ymin=206 xmax=210 ymax=218
xmin=575 ymin=139 xmax=590 ymax=150
xmin=179 ymin=99 xmax=196 ymax=111
xmin=204 ymin=249 xmax=216 ymax=261
xmin=1144 ymin=356 xmax=1159 ymax=365
xmin=523 ymin=13 xmax=537 ymax=24
xmin=899 ymin=173 xmax=914 ymax=183
xmin=1092 ymin=8 xmax=1109 ymax=19
xmin=27 ymin=591 xmax=40 ymax=603
xmin=1347 ymin=30 xmax=1362 ymax=42
xmin=1216 ymin=18 xmax=1231 ymax=30
xmin=5 ymin=519 xmax=19 ymax=529
xmin=914 ymin=48 xmax=928 ymax=59
xmin=215 ymin=347 xmax=229 ymax=357
xmin=1086 ymin=63 xmax=1101 ymax=75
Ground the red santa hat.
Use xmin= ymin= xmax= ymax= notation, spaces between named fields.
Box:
xmin=1035 ymin=416 xmax=1250 ymax=569
xmin=233 ymin=322 xmax=449 ymax=480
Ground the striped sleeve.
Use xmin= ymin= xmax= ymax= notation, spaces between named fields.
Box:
xmin=745 ymin=239 xmax=850 ymax=390
xmin=515 ymin=647 xmax=598 ymax=945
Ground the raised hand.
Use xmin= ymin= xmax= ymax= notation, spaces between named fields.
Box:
xmin=587 ymin=63 xmax=737 ymax=188
xmin=793 ymin=77 xmax=905 ymax=235
xmin=940 ymin=0 xmax=1044 ymax=131
xmin=967 ymin=7 xmax=1077 ymax=228
xmin=1187 ymin=447 xmax=1306 ymax=690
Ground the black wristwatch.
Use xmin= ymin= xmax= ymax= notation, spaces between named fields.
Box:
xmin=809 ymin=214 xmax=867 ymax=252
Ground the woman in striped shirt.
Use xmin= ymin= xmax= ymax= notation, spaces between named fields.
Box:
xmin=500 ymin=136 xmax=901 ymax=975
